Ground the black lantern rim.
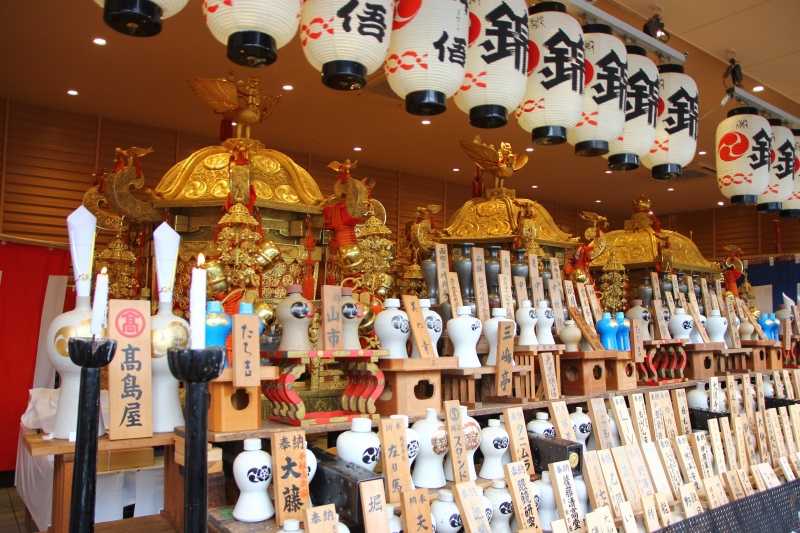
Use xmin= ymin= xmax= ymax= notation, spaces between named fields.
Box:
xmin=731 ymin=194 xmax=757 ymax=205
xmin=651 ymin=163 xmax=681 ymax=180
xmin=575 ymin=140 xmax=609 ymax=157
xmin=582 ymin=24 xmax=612 ymax=35
xmin=658 ymin=63 xmax=684 ymax=74
xmin=227 ymin=31 xmax=278 ymax=68
xmin=103 ymin=0 xmax=163 ymax=37
xmin=757 ymin=201 xmax=782 ymax=212
xmin=322 ymin=61 xmax=367 ymax=91
xmin=727 ymin=106 xmax=760 ymax=118
xmin=532 ymin=126 xmax=567 ymax=145
xmin=469 ymin=105 xmax=508 ymax=129
xmin=780 ymin=209 xmax=800 ymax=219
xmin=406 ymin=90 xmax=447 ymax=116
xmin=608 ymin=153 xmax=640 ymax=171
xmin=529 ymin=2 xmax=567 ymax=14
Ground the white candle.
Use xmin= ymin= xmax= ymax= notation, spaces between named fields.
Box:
xmin=190 ymin=254 xmax=207 ymax=349
xmin=90 ymin=267 xmax=109 ymax=337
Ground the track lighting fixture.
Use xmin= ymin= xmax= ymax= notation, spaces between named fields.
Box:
xmin=642 ymin=12 xmax=669 ymax=43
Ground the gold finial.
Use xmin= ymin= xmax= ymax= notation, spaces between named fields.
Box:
xmin=632 ymin=194 xmax=652 ymax=213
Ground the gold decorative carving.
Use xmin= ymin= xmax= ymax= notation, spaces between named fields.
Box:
xmin=83 ymin=183 xmax=125 ymax=232
xmin=104 ymin=165 xmax=164 ymax=223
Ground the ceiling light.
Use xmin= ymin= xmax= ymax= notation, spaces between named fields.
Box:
xmin=67 ymin=90 xmax=78 ymax=96
xmin=526 ymin=147 xmax=534 ymax=152
xmin=353 ymin=147 xmax=362 ymax=151
xmin=452 ymin=168 xmax=459 ymax=172
xmin=605 ymin=170 xmax=612 ymax=174
xmin=718 ymin=201 xmax=725 ymax=206
xmin=595 ymin=200 xmax=602 ymax=203
xmin=698 ymin=151 xmax=706 ymax=155
xmin=642 ymin=12 xmax=669 ymax=43
xmin=667 ymin=187 xmax=674 ymax=191
xmin=93 ymin=37 xmax=107 ymax=45
xmin=531 ymin=185 xmax=538 ymax=189
xmin=282 ymin=84 xmax=294 ymax=91
xmin=752 ymin=85 xmax=764 ymax=92
xmin=421 ymin=120 xmax=431 ymax=125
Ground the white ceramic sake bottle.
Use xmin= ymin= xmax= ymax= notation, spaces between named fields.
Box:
xmin=485 ymin=479 xmax=514 ymax=533
xmin=374 ymin=298 xmax=410 ymax=358
xmin=570 ymin=406 xmax=592 ymax=452
xmin=411 ymin=299 xmax=443 ymax=357
xmin=336 ymin=418 xmax=381 ymax=471
xmin=668 ymin=308 xmax=693 ymax=341
xmin=276 ymin=284 xmax=313 ymax=351
xmin=483 ymin=307 xmax=508 ymax=365
xmin=534 ymin=471 xmax=558 ymax=532
xmin=305 ymin=442 xmax=317 ymax=482
xmin=706 ymin=309 xmax=728 ymax=345
xmin=48 ymin=206 xmax=104 ymax=439
xmin=478 ymin=419 xmax=509 ymax=480
xmin=687 ymin=382 xmax=710 ymax=409
xmin=535 ymin=300 xmax=556 ymax=345
xmin=559 ymin=320 xmax=582 ymax=352
xmin=386 ymin=505 xmax=403 ymax=533
xmin=446 ymin=306 xmax=482 ymax=368
xmin=626 ymin=300 xmax=652 ymax=341
xmin=232 ymin=438 xmax=274 ymax=521
xmin=150 ymin=222 xmax=189 ymax=433
xmin=411 ymin=408 xmax=447 ymax=488
xmin=277 ymin=519 xmax=304 ymax=533
xmin=527 ymin=411 xmax=556 ymax=437
xmin=432 ymin=489 xmax=462 ymax=533
xmin=340 ymin=286 xmax=363 ymax=350
xmin=516 ymin=300 xmax=538 ymax=345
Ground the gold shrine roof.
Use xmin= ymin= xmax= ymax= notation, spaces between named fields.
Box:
xmin=151 ymin=138 xmax=324 ymax=212
xmin=440 ymin=187 xmax=578 ymax=248
xmin=589 ymin=211 xmax=719 ymax=273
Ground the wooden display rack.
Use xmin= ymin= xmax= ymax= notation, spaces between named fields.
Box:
xmin=605 ymin=350 xmax=637 ymax=391
xmin=637 ymin=339 xmax=687 ymax=385
xmin=742 ymin=339 xmax=782 ymax=370
xmin=208 ymin=365 xmax=280 ymax=433
xmin=480 ymin=361 xmax=536 ymax=404
xmin=559 ymin=350 xmax=616 ymax=396
xmin=683 ymin=343 xmax=725 ymax=380
xmin=711 ymin=347 xmax=754 ymax=375
xmin=375 ymin=357 xmax=460 ymax=417
xmin=515 ymin=343 xmax=565 ymax=400
xmin=261 ymin=349 xmax=388 ymax=426
xmin=440 ymin=366 xmax=497 ymax=409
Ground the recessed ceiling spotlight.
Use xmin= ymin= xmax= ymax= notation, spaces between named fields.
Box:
xmin=526 ymin=147 xmax=534 ymax=152
xmin=354 ymin=147 xmax=362 ymax=151
xmin=67 ymin=89 xmax=78 ymax=96
xmin=595 ymin=200 xmax=602 ymax=203
xmin=698 ymin=151 xmax=706 ymax=155
xmin=753 ymin=85 xmax=764 ymax=92
xmin=667 ymin=187 xmax=674 ymax=191
xmin=421 ymin=120 xmax=431 ymax=125
xmin=605 ymin=170 xmax=612 ymax=174
xmin=717 ymin=201 xmax=725 ymax=206
xmin=93 ymin=37 xmax=107 ymax=46
xmin=282 ymin=84 xmax=294 ymax=91
xmin=452 ymin=168 xmax=459 ymax=172
xmin=531 ymin=185 xmax=538 ymax=189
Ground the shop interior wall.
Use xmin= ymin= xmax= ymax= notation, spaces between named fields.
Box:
xmin=1 ymin=98 xmax=800 ymax=260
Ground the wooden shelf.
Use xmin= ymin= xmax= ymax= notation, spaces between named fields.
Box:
xmin=24 ymin=432 xmax=176 ymax=458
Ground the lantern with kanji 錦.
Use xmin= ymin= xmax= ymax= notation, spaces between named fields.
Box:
xmin=779 ymin=128 xmax=800 ymax=218
xmin=384 ymin=0 xmax=469 ymax=116
xmin=516 ymin=1 xmax=585 ymax=145
xmin=715 ymin=107 xmax=772 ymax=205
xmin=566 ymin=24 xmax=627 ymax=157
xmin=757 ymin=119 xmax=796 ymax=212
xmin=641 ymin=64 xmax=699 ymax=179
xmin=204 ymin=0 xmax=302 ymax=67
xmin=300 ymin=0 xmax=395 ymax=90
xmin=95 ymin=0 xmax=188 ymax=37
xmin=605 ymin=45 xmax=659 ymax=171
xmin=453 ymin=0 xmax=529 ymax=128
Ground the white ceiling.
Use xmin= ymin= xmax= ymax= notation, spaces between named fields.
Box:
xmin=0 ymin=0 xmax=799 ymax=222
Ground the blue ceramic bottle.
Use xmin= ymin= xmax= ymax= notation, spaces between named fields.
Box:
xmin=615 ymin=312 xmax=631 ymax=350
xmin=768 ymin=313 xmax=779 ymax=340
xmin=206 ymin=300 xmax=232 ymax=350
xmin=596 ymin=312 xmax=618 ymax=350
xmin=758 ymin=312 xmax=770 ymax=339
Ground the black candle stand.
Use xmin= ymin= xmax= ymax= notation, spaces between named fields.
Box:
xmin=67 ymin=337 xmax=117 ymax=533
xmin=167 ymin=347 xmax=224 ymax=533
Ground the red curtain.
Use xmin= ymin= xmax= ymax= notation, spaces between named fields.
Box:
xmin=0 ymin=241 xmax=70 ymax=471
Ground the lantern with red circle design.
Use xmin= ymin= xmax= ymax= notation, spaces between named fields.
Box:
xmin=94 ymin=0 xmax=188 ymax=37
xmin=384 ymin=0 xmax=469 ymax=115
xmin=516 ymin=1 xmax=584 ymax=145
xmin=566 ymin=25 xmax=627 ymax=157
xmin=779 ymin=129 xmax=800 ymax=218
xmin=715 ymin=107 xmax=771 ymax=205
xmin=605 ymin=46 xmax=659 ymax=171
xmin=641 ymin=64 xmax=698 ymax=179
xmin=204 ymin=0 xmax=301 ymax=67
xmin=300 ymin=0 xmax=395 ymax=90
xmin=757 ymin=119 xmax=796 ymax=212
xmin=453 ymin=0 xmax=529 ymax=128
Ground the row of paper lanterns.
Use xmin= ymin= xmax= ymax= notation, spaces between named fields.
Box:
xmin=98 ymin=0 xmax=699 ymax=179
xmin=716 ymin=108 xmax=799 ymax=215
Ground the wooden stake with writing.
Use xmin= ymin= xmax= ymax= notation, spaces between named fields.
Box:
xmin=650 ymin=273 xmax=662 ymax=302
xmin=402 ymin=295 xmax=435 ymax=358
xmin=528 ymin=254 xmax=540 ymax=278
xmin=504 ymin=407 xmax=534 ymax=475
xmin=446 ymin=273 xmax=463 ymax=309
xmin=539 ymin=352 xmax=560 ymax=400
xmin=549 ymin=401 xmax=577 ymax=441
xmin=587 ymin=398 xmax=615 ymax=450
xmin=471 ymin=247 xmax=490 ymax=324
xmin=272 ymin=430 xmax=310 ymax=524
xmin=233 ymin=313 xmax=261 ymax=387
xmin=529 ymin=275 xmax=545 ymax=307
xmin=443 ymin=401 xmax=470 ymax=484
xmin=400 ymin=489 xmax=433 ymax=533
xmin=514 ymin=276 xmax=528 ymax=310
xmin=359 ymin=479 xmax=390 ymax=533
xmin=498 ymin=273 xmax=515 ymax=325
xmin=651 ymin=300 xmax=670 ymax=340
xmin=453 ymin=481 xmax=493 ymax=533
xmin=567 ymin=306 xmax=603 ymax=350
xmin=322 ymin=285 xmax=344 ymax=350
xmin=547 ymin=279 xmax=567 ymax=334
xmin=548 ymin=460 xmax=585 ymax=533
xmin=495 ymin=321 xmax=515 ymax=397
xmin=575 ymin=283 xmax=596 ymax=328
xmin=504 ymin=461 xmax=543 ymax=533
xmin=378 ymin=418 xmax=413 ymax=503
xmin=304 ymin=504 xmax=338 ymax=533
xmin=434 ymin=244 xmax=450 ymax=305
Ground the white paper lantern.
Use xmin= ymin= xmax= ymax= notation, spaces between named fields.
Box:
xmin=641 ymin=64 xmax=698 ymax=179
xmin=454 ymin=0 xmax=529 ymax=128
xmin=95 ymin=0 xmax=188 ymax=36
xmin=605 ymin=46 xmax=659 ymax=171
xmin=301 ymin=0 xmax=395 ymax=90
xmin=516 ymin=1 xmax=584 ymax=145
xmin=757 ymin=119 xmax=796 ymax=212
xmin=715 ymin=107 xmax=772 ymax=205
xmin=204 ymin=0 xmax=302 ymax=67
xmin=383 ymin=0 xmax=469 ymax=115
xmin=779 ymin=129 xmax=800 ymax=218
xmin=566 ymin=24 xmax=627 ymax=157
